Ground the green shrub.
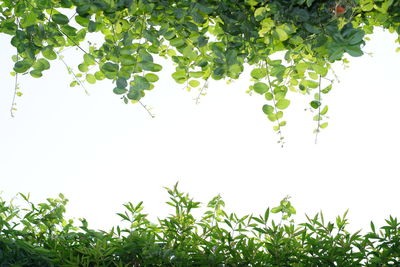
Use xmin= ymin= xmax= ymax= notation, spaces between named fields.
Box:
xmin=1 ymin=184 xmax=399 ymax=266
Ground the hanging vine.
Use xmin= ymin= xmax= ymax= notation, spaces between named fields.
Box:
xmin=1 ymin=0 xmax=399 ymax=141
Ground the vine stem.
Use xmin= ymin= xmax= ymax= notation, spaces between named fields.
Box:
xmin=10 ymin=18 xmax=20 ymax=118
xmin=195 ymin=79 xmax=209 ymax=105
xmin=132 ymin=13 xmax=155 ymax=118
xmin=57 ymin=52 xmax=89 ymax=95
xmin=138 ymin=100 xmax=155 ymax=118
xmin=315 ymin=75 xmax=322 ymax=144
xmin=265 ymin=60 xmax=284 ymax=146
xmin=10 ymin=69 xmax=18 ymax=118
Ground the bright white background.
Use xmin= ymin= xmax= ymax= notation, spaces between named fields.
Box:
xmin=0 ymin=29 xmax=399 ymax=232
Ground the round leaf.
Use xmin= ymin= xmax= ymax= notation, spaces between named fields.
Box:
xmin=189 ymin=80 xmax=200 ymax=88
xmin=253 ymin=82 xmax=269 ymax=94
xmin=51 ymin=14 xmax=69 ymax=25
xmin=145 ymin=73 xmax=159 ymax=82
xmin=262 ymin=104 xmax=274 ymax=115
xmin=276 ymin=99 xmax=290 ymax=110
xmin=310 ymin=100 xmax=321 ymax=109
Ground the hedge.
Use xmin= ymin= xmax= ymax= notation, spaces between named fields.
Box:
xmin=1 ymin=184 xmax=399 ymax=266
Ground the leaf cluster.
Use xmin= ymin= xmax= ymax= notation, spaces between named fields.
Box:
xmin=1 ymin=185 xmax=400 ymax=266
xmin=1 ymin=0 xmax=400 ymax=139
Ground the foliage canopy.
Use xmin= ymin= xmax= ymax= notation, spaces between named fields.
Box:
xmin=1 ymin=185 xmax=400 ymax=266
xmin=1 ymin=0 xmax=399 ymax=141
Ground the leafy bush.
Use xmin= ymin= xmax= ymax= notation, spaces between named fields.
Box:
xmin=1 ymin=184 xmax=399 ymax=266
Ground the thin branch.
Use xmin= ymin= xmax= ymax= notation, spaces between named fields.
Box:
xmin=138 ymin=100 xmax=155 ymax=118
xmin=68 ymin=12 xmax=77 ymax=22
xmin=57 ymin=52 xmax=89 ymax=95
xmin=265 ymin=60 xmax=284 ymax=147
xmin=195 ymin=79 xmax=209 ymax=105
xmin=315 ymin=75 xmax=322 ymax=144
xmin=10 ymin=69 xmax=18 ymax=118
xmin=10 ymin=18 xmax=20 ymax=118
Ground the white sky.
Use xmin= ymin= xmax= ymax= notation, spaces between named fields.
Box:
xmin=0 ymin=29 xmax=399 ymax=232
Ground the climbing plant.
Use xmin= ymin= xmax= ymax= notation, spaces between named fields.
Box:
xmin=1 ymin=0 xmax=399 ymax=143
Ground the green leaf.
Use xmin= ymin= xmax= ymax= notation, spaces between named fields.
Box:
xmin=313 ymin=114 xmax=321 ymax=121
xmin=101 ymin=62 xmax=119 ymax=73
xmin=189 ymin=80 xmax=200 ymax=87
xmin=360 ymin=0 xmax=374 ymax=11
xmin=86 ymin=74 xmax=96 ymax=84
xmin=348 ymin=30 xmax=365 ymax=45
xmin=322 ymin=84 xmax=332 ymax=94
xmin=328 ymin=47 xmax=344 ymax=61
xmin=139 ymin=49 xmax=153 ymax=62
xmin=253 ymin=82 xmax=269 ymax=94
xmin=254 ymin=7 xmax=267 ymax=20
xmin=75 ymin=15 xmax=90 ymax=27
xmin=52 ymin=14 xmax=69 ymax=25
xmin=120 ymin=55 xmax=136 ymax=66
xmin=113 ymin=87 xmax=128 ymax=95
xmin=182 ymin=46 xmax=197 ymax=60
xmin=311 ymin=64 xmax=328 ymax=77
xmin=310 ymin=100 xmax=321 ymax=109
xmin=304 ymin=23 xmax=320 ymax=34
xmin=276 ymin=99 xmax=290 ymax=110
xmin=273 ymin=28 xmax=288 ymax=41
xmin=14 ymin=60 xmax=32 ymax=73
xmin=295 ymin=62 xmax=308 ymax=74
xmin=308 ymin=72 xmax=318 ymax=80
xmin=32 ymin=59 xmax=50 ymax=71
xmin=320 ymin=105 xmax=328 ymax=115
xmin=170 ymin=38 xmax=185 ymax=47
xmin=78 ymin=63 xmax=89 ymax=72
xmin=88 ymin=21 xmax=97 ymax=32
xmin=320 ymin=122 xmax=328 ymax=129
xmin=346 ymin=46 xmax=363 ymax=57
xmin=267 ymin=114 xmax=278 ymax=122
xmin=139 ymin=61 xmax=162 ymax=72
xmin=250 ymin=68 xmax=267 ymax=79
xmin=166 ymin=49 xmax=177 ymax=57
xmin=228 ymin=64 xmax=241 ymax=77
xmin=145 ymin=73 xmax=159 ymax=82
xmin=270 ymin=65 xmax=286 ymax=79
xmin=116 ymin=78 xmax=128 ymax=89
xmin=30 ymin=70 xmax=43 ymax=78
xmin=21 ymin=12 xmax=37 ymax=28
xmin=288 ymin=206 xmax=296 ymax=214
xmin=127 ymin=90 xmax=142 ymax=100
xmin=197 ymin=36 xmax=208 ymax=47
xmin=304 ymin=80 xmax=319 ymax=88
xmin=132 ymin=76 xmax=150 ymax=91
xmin=172 ymin=70 xmax=187 ymax=82
xmin=271 ymin=207 xmax=282 ymax=213
xmin=42 ymin=46 xmax=57 ymax=60
xmin=83 ymin=54 xmax=96 ymax=65
xmin=265 ymin=92 xmax=273 ymax=101
xmin=262 ymin=104 xmax=274 ymax=115
xmin=189 ymin=71 xmax=204 ymax=78
xmin=94 ymin=71 xmax=105 ymax=80
xmin=61 ymin=25 xmax=77 ymax=36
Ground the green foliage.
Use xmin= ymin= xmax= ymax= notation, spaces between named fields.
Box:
xmin=1 ymin=0 xmax=400 ymax=139
xmin=1 ymin=185 xmax=400 ymax=266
